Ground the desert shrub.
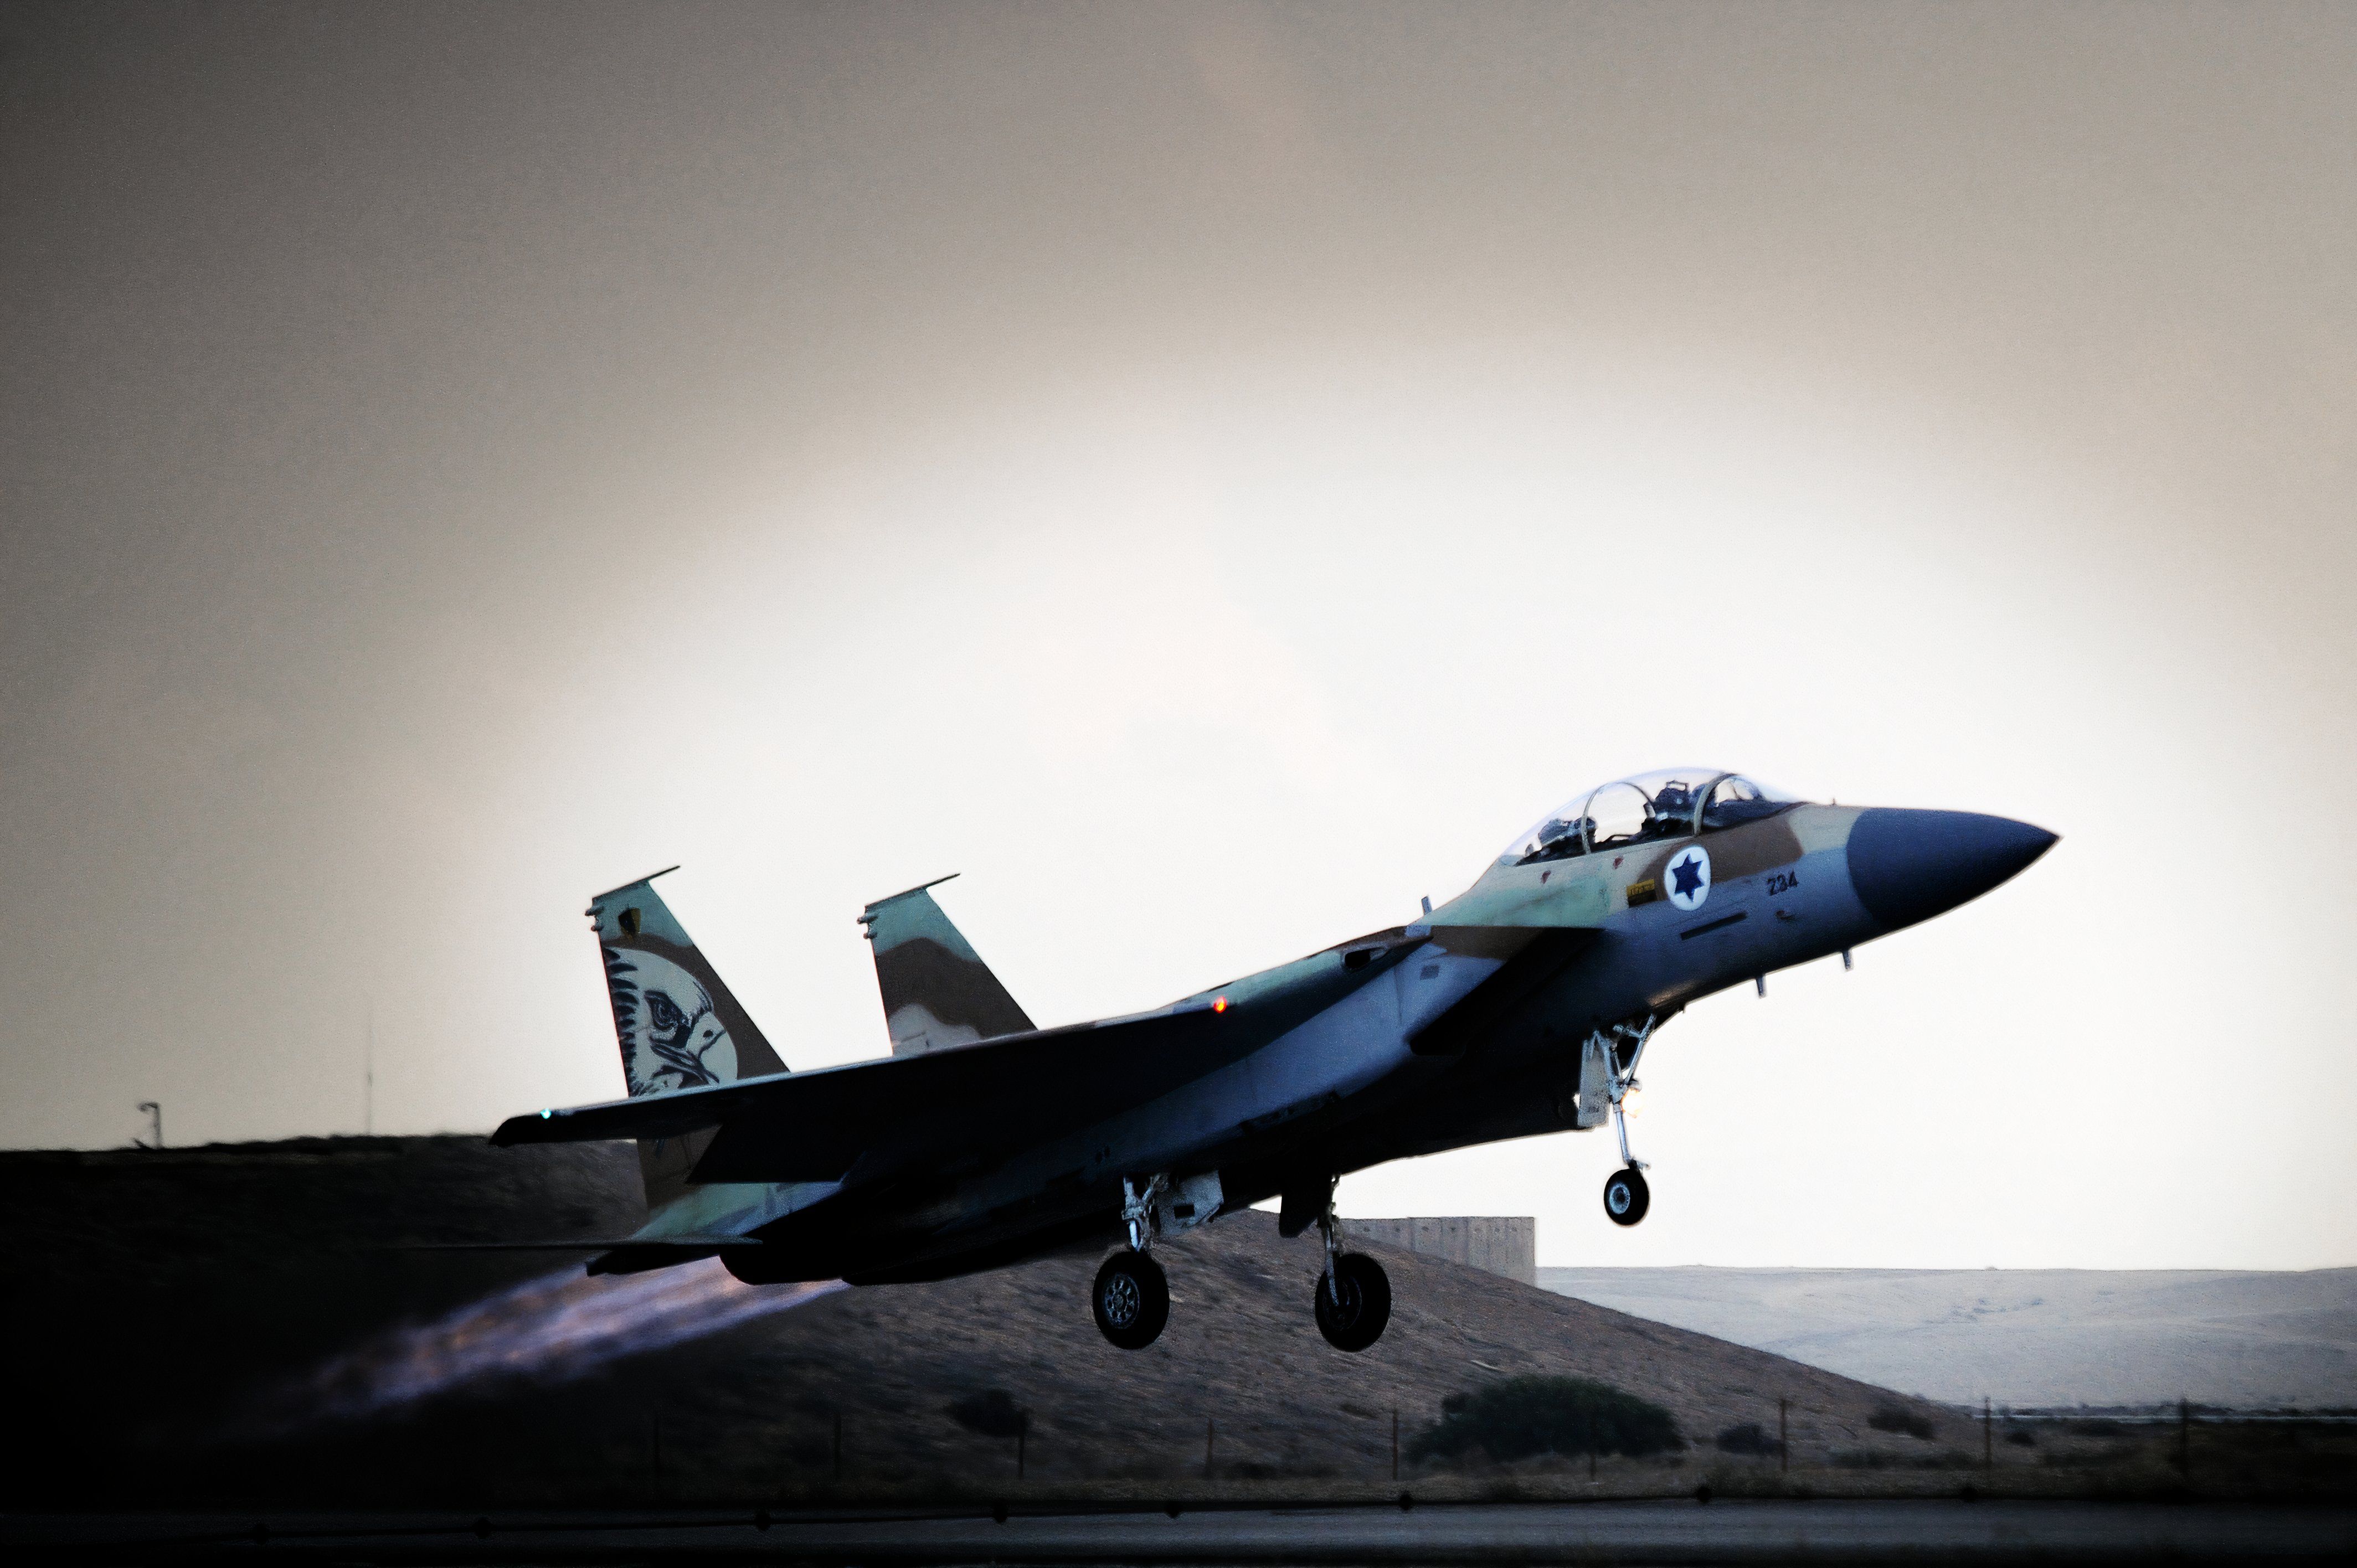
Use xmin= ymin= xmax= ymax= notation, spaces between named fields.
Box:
xmin=1715 ymin=1421 xmax=1784 ymax=1457
xmin=1915 ymin=1449 xmax=1979 ymax=1469
xmin=2004 ymin=1427 xmax=2037 ymax=1447
xmin=1867 ymin=1404 xmax=1935 ymax=1440
xmin=2067 ymin=1418 xmax=2127 ymax=1437
xmin=1409 ymin=1376 xmax=1681 ymax=1463
xmin=946 ymin=1388 xmax=1028 ymax=1437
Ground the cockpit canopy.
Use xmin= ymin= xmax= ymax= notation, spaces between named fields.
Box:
xmin=1502 ymin=768 xmax=1799 ymax=866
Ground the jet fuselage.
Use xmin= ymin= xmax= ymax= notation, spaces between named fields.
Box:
xmin=712 ymin=798 xmax=2051 ymax=1284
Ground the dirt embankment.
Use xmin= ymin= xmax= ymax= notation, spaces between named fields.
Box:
xmin=6 ymin=1135 xmax=1954 ymax=1507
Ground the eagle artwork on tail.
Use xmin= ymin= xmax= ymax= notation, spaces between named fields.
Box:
xmin=605 ymin=945 xmax=737 ymax=1097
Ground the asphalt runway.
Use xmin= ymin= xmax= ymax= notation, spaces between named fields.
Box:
xmin=9 ymin=1499 xmax=2355 ymax=1563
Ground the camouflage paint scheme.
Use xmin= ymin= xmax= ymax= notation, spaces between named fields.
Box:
xmin=497 ymin=770 xmax=2054 ymax=1286
xmin=858 ymin=876 xmax=1033 ymax=1055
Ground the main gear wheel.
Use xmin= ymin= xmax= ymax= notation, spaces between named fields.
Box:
xmin=1312 ymin=1251 xmax=1392 ymax=1352
xmin=1092 ymin=1249 xmax=1171 ymax=1349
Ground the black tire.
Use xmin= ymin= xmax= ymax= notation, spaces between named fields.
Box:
xmin=1091 ymin=1250 xmax=1170 ymax=1349
xmin=1313 ymin=1252 xmax=1392 ymax=1352
xmin=1603 ymin=1165 xmax=1650 ymax=1227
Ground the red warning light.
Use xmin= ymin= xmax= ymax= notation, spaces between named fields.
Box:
xmin=1212 ymin=997 xmax=1228 ymax=1013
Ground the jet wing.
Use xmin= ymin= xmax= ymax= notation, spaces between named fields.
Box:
xmin=493 ymin=925 xmax=1573 ymax=1187
xmin=492 ymin=997 xmax=1303 ymax=1183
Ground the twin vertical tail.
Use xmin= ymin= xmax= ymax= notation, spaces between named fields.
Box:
xmin=588 ymin=869 xmax=786 ymax=1208
xmin=583 ymin=868 xmax=1027 ymax=1211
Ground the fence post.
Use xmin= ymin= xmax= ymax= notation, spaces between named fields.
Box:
xmin=1779 ymin=1398 xmax=1789 ymax=1476
xmin=1205 ymin=1417 xmax=1215 ymax=1481
xmin=1983 ymin=1396 xmax=1992 ymax=1472
xmin=833 ymin=1412 xmax=843 ymax=1484
xmin=2179 ymin=1397 xmax=2191 ymax=1483
xmin=1017 ymin=1423 xmax=1027 ymax=1481
xmin=1391 ymin=1409 xmax=1399 ymax=1483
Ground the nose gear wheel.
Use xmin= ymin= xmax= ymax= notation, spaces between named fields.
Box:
xmin=1603 ymin=1165 xmax=1650 ymax=1226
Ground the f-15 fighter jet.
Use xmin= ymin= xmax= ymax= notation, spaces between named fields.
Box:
xmin=495 ymin=769 xmax=2054 ymax=1351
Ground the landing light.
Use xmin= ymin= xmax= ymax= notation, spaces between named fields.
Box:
xmin=1622 ymin=1087 xmax=1643 ymax=1118
xmin=540 ymin=1109 xmax=553 ymax=1119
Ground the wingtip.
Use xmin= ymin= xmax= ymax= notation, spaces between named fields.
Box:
xmin=489 ymin=1110 xmax=558 ymax=1146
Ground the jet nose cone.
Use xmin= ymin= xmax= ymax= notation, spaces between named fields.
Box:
xmin=1846 ymin=809 xmax=2057 ymax=933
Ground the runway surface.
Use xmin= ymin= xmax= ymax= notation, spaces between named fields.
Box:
xmin=10 ymin=1498 xmax=2355 ymax=1562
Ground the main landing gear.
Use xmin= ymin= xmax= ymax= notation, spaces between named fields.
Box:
xmin=1092 ymin=1174 xmax=1177 ymax=1349
xmin=1313 ymin=1197 xmax=1391 ymax=1353
xmin=1284 ymin=1177 xmax=1392 ymax=1351
xmin=1090 ymin=1172 xmax=1396 ymax=1353
xmin=1591 ymin=1015 xmax=1656 ymax=1229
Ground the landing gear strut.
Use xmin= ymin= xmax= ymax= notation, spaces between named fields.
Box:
xmin=1312 ymin=1193 xmax=1391 ymax=1352
xmin=1592 ymin=1015 xmax=1655 ymax=1228
xmin=1121 ymin=1172 xmax=1167 ymax=1253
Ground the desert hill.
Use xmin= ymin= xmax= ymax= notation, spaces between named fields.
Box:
xmin=1542 ymin=1265 xmax=2357 ymax=1410
xmin=4 ymin=1136 xmax=1955 ymax=1507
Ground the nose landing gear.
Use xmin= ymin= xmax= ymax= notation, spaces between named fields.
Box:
xmin=1588 ymin=1015 xmax=1656 ymax=1228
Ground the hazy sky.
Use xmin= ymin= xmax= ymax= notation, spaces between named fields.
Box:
xmin=4 ymin=2 xmax=2351 ymax=1268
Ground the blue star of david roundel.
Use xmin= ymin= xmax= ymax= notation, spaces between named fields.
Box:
xmin=1665 ymin=846 xmax=1712 ymax=911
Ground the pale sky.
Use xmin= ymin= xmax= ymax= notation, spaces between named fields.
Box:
xmin=4 ymin=2 xmax=2351 ymax=1269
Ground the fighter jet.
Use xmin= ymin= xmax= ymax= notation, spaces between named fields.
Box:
xmin=494 ymin=769 xmax=2054 ymax=1351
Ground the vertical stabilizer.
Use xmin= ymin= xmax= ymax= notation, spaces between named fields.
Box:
xmin=858 ymin=875 xmax=1034 ymax=1055
xmin=590 ymin=869 xmax=786 ymax=1095
xmin=588 ymin=869 xmax=786 ymax=1212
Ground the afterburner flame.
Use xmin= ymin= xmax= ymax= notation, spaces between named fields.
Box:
xmin=256 ymin=1258 xmax=842 ymax=1430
